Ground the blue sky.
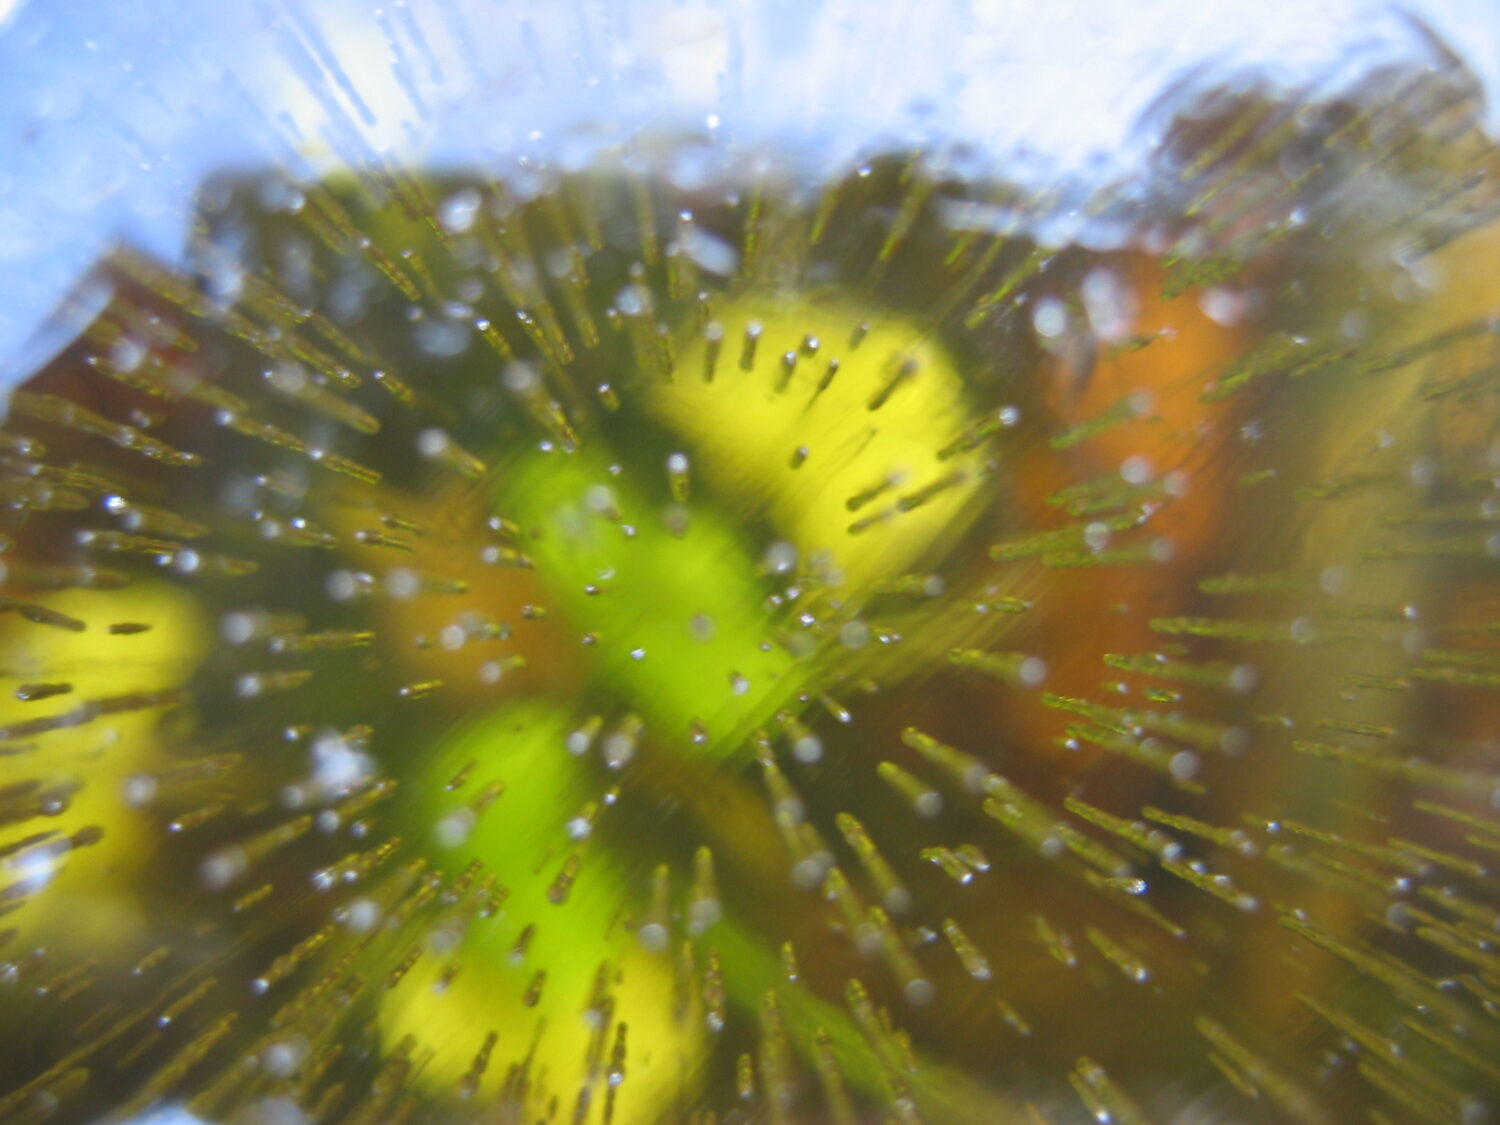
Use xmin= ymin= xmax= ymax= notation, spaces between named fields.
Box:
xmin=0 ymin=0 xmax=1496 ymax=390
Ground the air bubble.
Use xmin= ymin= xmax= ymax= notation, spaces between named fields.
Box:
xmin=435 ymin=809 xmax=478 ymax=848
xmin=763 ymin=541 xmax=797 ymax=575
xmin=438 ymin=187 xmax=482 ymax=233
xmin=1032 ymin=298 xmax=1067 ymax=338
